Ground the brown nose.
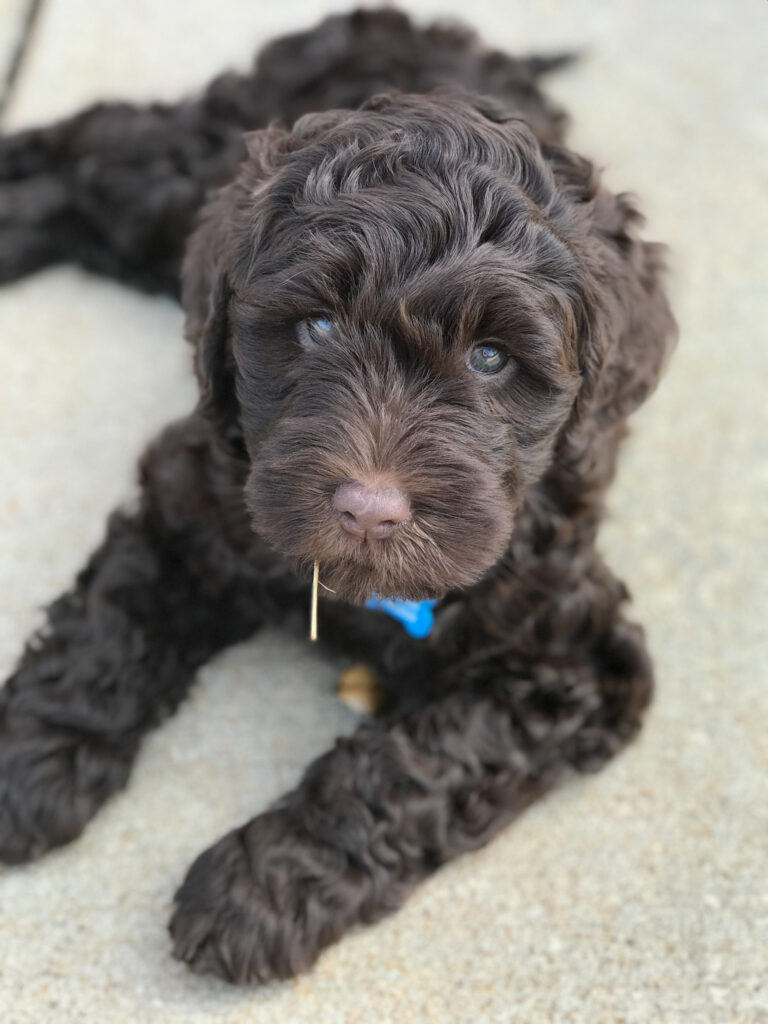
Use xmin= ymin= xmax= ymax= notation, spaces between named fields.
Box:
xmin=333 ymin=480 xmax=410 ymax=540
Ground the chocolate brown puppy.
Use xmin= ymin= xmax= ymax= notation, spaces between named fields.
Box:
xmin=0 ymin=9 xmax=675 ymax=984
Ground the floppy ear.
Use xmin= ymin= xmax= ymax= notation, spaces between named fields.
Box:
xmin=532 ymin=142 xmax=677 ymax=504
xmin=587 ymin=193 xmax=678 ymax=427
xmin=181 ymin=182 xmax=240 ymax=448
xmin=181 ymin=126 xmax=295 ymax=450
xmin=545 ymin=142 xmax=677 ymax=431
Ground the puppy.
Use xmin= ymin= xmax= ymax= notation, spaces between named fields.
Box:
xmin=0 ymin=9 xmax=675 ymax=984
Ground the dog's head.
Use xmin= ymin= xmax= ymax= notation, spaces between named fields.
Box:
xmin=183 ymin=90 xmax=673 ymax=603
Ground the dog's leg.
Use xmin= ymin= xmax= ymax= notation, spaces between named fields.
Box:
xmin=170 ymin=585 xmax=652 ymax=984
xmin=0 ymin=100 xmax=249 ymax=293
xmin=0 ymin=415 xmax=270 ymax=864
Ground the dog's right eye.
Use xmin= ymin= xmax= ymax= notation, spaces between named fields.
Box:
xmin=298 ymin=317 xmax=335 ymax=348
xmin=467 ymin=344 xmax=509 ymax=375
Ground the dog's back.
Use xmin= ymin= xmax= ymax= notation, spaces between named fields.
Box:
xmin=0 ymin=8 xmax=571 ymax=294
xmin=236 ymin=8 xmax=570 ymax=143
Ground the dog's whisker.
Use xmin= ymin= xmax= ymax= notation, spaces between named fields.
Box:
xmin=310 ymin=560 xmax=320 ymax=642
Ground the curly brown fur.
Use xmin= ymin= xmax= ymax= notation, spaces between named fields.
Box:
xmin=0 ymin=7 xmax=567 ymax=292
xmin=0 ymin=8 xmax=675 ymax=986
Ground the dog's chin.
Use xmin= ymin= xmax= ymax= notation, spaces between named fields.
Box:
xmin=308 ymin=557 xmax=448 ymax=606
xmin=248 ymin=493 xmax=514 ymax=606
xmin=290 ymin=533 xmax=508 ymax=606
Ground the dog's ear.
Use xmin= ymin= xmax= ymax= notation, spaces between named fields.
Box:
xmin=545 ymin=143 xmax=677 ymax=430
xmin=531 ymin=142 xmax=677 ymax=497
xmin=182 ymin=182 xmax=240 ymax=448
xmin=579 ymin=212 xmax=676 ymax=455
xmin=181 ymin=127 xmax=293 ymax=450
xmin=587 ymin=191 xmax=677 ymax=427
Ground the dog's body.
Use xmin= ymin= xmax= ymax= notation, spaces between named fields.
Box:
xmin=0 ymin=9 xmax=675 ymax=984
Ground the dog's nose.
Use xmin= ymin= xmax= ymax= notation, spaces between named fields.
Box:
xmin=333 ymin=480 xmax=410 ymax=540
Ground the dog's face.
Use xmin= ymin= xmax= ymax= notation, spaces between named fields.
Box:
xmin=187 ymin=92 xmax=600 ymax=603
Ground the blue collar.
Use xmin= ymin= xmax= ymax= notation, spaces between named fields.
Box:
xmin=365 ymin=596 xmax=437 ymax=638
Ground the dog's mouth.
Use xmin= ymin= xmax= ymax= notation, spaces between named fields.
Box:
xmin=248 ymin=502 xmax=516 ymax=608
xmin=304 ymin=546 xmax=448 ymax=606
xmin=285 ymin=501 xmax=510 ymax=606
xmin=250 ymin=495 xmax=478 ymax=604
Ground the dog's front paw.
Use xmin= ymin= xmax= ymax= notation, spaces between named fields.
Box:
xmin=170 ymin=809 xmax=368 ymax=984
xmin=0 ymin=705 xmax=132 ymax=864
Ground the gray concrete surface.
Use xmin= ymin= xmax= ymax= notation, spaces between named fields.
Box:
xmin=0 ymin=0 xmax=33 ymax=113
xmin=1 ymin=2 xmax=766 ymax=1021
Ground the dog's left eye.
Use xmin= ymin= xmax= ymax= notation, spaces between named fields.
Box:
xmin=467 ymin=344 xmax=509 ymax=375
xmin=299 ymin=317 xmax=335 ymax=348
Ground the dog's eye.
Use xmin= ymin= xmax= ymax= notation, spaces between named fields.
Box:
xmin=467 ymin=344 xmax=509 ymax=375
xmin=299 ymin=316 xmax=335 ymax=348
